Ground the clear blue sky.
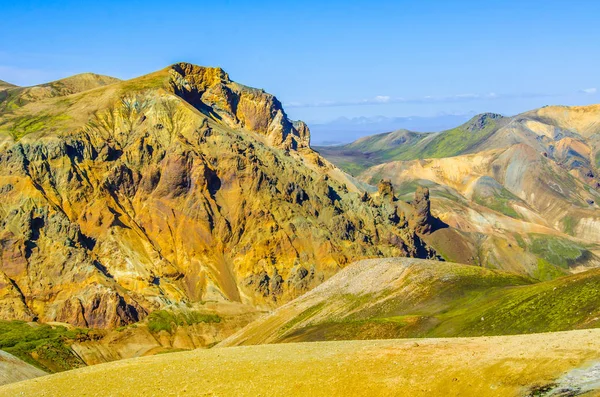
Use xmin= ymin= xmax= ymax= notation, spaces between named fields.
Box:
xmin=1 ymin=0 xmax=599 ymax=122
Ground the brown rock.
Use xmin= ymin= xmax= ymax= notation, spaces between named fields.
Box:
xmin=409 ymin=186 xmax=433 ymax=234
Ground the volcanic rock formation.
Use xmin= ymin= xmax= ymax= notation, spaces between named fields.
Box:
xmin=0 ymin=63 xmax=435 ymax=327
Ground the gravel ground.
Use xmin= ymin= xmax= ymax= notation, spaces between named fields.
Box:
xmin=1 ymin=329 xmax=600 ymax=397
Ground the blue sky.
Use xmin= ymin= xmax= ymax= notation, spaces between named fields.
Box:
xmin=1 ymin=0 xmax=599 ymax=123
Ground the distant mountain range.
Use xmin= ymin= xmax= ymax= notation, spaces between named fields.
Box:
xmin=317 ymin=105 xmax=600 ymax=275
xmin=308 ymin=113 xmax=474 ymax=145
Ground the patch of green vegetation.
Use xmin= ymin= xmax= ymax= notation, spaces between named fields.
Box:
xmin=280 ymin=302 xmax=327 ymax=333
xmin=312 ymin=147 xmax=375 ymax=176
xmin=395 ymin=180 xmax=424 ymax=197
xmin=472 ymin=185 xmax=521 ymax=219
xmin=0 ymin=89 xmax=23 ymax=113
xmin=392 ymin=180 xmax=459 ymax=202
xmin=561 ymin=215 xmax=579 ymax=236
xmin=529 ymin=235 xmax=588 ymax=268
xmin=433 ymin=269 xmax=600 ymax=336
xmin=513 ymin=233 xmax=526 ymax=249
xmin=0 ymin=113 xmax=71 ymax=140
xmin=147 ymin=310 xmax=221 ymax=333
xmin=276 ymin=259 xmax=600 ymax=343
xmin=533 ymin=258 xmax=569 ymax=281
xmin=399 ymin=120 xmax=499 ymax=160
xmin=320 ymin=264 xmax=531 ymax=329
xmin=340 ymin=293 xmax=377 ymax=312
xmin=311 ymin=316 xmax=418 ymax=341
xmin=595 ymin=151 xmax=600 ymax=169
xmin=0 ymin=320 xmax=87 ymax=372
xmin=119 ymin=74 xmax=167 ymax=93
xmin=336 ymin=160 xmax=372 ymax=176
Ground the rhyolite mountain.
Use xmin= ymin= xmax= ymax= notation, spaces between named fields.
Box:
xmin=318 ymin=106 xmax=600 ymax=275
xmin=220 ymin=257 xmax=600 ymax=346
xmin=0 ymin=63 xmax=437 ymax=328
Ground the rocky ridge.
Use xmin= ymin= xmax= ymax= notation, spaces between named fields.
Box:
xmin=0 ymin=63 xmax=436 ymax=328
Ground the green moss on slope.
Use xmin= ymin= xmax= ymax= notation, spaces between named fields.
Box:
xmin=434 ymin=269 xmax=600 ymax=336
xmin=268 ymin=261 xmax=600 ymax=344
xmin=408 ymin=120 xmax=499 ymax=159
xmin=528 ymin=235 xmax=588 ymax=269
xmin=0 ymin=321 xmax=87 ymax=372
xmin=0 ymin=113 xmax=71 ymax=140
xmin=472 ymin=186 xmax=521 ymax=219
xmin=533 ymin=258 xmax=569 ymax=281
xmin=147 ymin=310 xmax=221 ymax=333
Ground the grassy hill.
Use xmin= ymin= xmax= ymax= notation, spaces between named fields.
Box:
xmin=1 ymin=329 xmax=599 ymax=396
xmin=221 ymin=258 xmax=600 ymax=346
xmin=315 ymin=113 xmax=506 ymax=175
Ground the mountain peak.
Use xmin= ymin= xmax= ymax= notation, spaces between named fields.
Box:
xmin=38 ymin=72 xmax=120 ymax=91
xmin=166 ymin=62 xmax=310 ymax=150
xmin=465 ymin=112 xmax=503 ymax=131
xmin=169 ymin=62 xmax=231 ymax=86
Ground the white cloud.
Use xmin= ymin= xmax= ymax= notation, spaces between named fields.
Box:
xmin=580 ymin=88 xmax=597 ymax=94
xmin=373 ymin=95 xmax=391 ymax=103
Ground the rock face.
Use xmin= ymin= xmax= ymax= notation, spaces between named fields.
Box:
xmin=0 ymin=63 xmax=435 ymax=328
xmin=168 ymin=63 xmax=310 ymax=150
xmin=409 ymin=187 xmax=432 ymax=234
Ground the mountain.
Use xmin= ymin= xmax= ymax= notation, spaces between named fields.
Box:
xmin=316 ymin=129 xmax=429 ymax=175
xmin=318 ymin=105 xmax=600 ymax=275
xmin=308 ymin=114 xmax=473 ymax=146
xmin=0 ymin=63 xmax=436 ymax=329
xmin=318 ymin=107 xmax=600 ymax=175
xmin=220 ymin=257 xmax=600 ymax=345
xmin=0 ymin=73 xmax=120 ymax=113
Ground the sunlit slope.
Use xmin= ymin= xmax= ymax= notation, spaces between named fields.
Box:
xmin=0 ymin=63 xmax=435 ymax=330
xmin=0 ymin=350 xmax=46 ymax=386
xmin=221 ymin=258 xmax=600 ymax=346
xmin=2 ymin=329 xmax=600 ymax=397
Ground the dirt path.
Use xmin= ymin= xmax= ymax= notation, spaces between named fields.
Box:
xmin=2 ymin=329 xmax=600 ymax=396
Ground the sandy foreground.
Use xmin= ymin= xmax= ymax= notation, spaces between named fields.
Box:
xmin=2 ymin=329 xmax=600 ymax=397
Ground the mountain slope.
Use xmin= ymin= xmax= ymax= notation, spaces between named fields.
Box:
xmin=320 ymin=107 xmax=600 ymax=177
xmin=317 ymin=104 xmax=600 ymax=272
xmin=0 ymin=350 xmax=46 ymax=386
xmin=358 ymin=144 xmax=600 ymax=273
xmin=0 ymin=63 xmax=435 ymax=328
xmin=2 ymin=329 xmax=600 ymax=396
xmin=0 ymin=81 xmax=16 ymax=89
xmin=0 ymin=73 xmax=120 ymax=113
xmin=315 ymin=129 xmax=428 ymax=174
xmin=221 ymin=258 xmax=600 ymax=346
xmin=315 ymin=113 xmax=507 ymax=174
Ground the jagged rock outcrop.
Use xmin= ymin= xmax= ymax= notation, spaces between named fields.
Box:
xmin=0 ymin=63 xmax=435 ymax=327
xmin=409 ymin=186 xmax=433 ymax=234
xmin=168 ymin=63 xmax=310 ymax=150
